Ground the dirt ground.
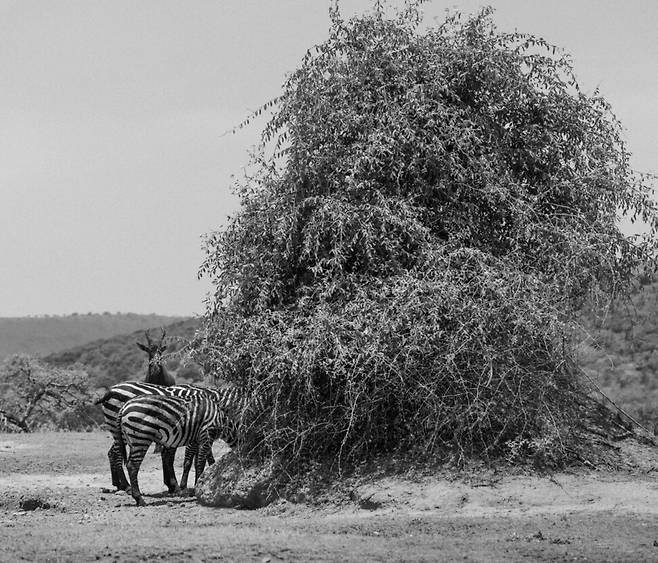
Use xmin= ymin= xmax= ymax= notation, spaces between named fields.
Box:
xmin=1 ymin=431 xmax=657 ymax=562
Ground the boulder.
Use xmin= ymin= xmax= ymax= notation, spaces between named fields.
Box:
xmin=195 ymin=451 xmax=278 ymax=508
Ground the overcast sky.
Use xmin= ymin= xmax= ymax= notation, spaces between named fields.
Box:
xmin=1 ymin=0 xmax=656 ymax=317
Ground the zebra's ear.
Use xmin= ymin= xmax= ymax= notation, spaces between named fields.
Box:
xmin=136 ymin=342 xmax=149 ymax=352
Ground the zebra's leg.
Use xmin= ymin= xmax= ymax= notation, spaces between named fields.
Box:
xmin=194 ymin=433 xmax=212 ymax=485
xmin=108 ymin=442 xmax=130 ymax=491
xmin=205 ymin=428 xmax=219 ymax=467
xmin=179 ymin=441 xmax=198 ymax=490
xmin=107 ymin=443 xmax=120 ymax=488
xmin=160 ymin=447 xmax=180 ymax=494
xmin=126 ymin=443 xmax=149 ymax=507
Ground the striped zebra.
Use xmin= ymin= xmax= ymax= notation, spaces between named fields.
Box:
xmin=177 ymin=384 xmax=265 ymax=489
xmin=118 ymin=394 xmax=237 ymax=506
xmin=95 ymin=381 xmax=259 ymax=492
xmin=95 ymin=381 xmax=181 ymax=492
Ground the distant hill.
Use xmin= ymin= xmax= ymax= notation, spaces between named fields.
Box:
xmin=44 ymin=318 xmax=203 ymax=389
xmin=0 ymin=313 xmax=186 ymax=361
xmin=580 ymin=279 xmax=658 ymax=432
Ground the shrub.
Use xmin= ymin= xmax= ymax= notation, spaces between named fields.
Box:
xmin=194 ymin=3 xmax=657 ymax=472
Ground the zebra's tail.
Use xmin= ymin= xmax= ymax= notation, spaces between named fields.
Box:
xmin=94 ymin=390 xmax=113 ymax=406
xmin=117 ymin=425 xmax=127 ymax=462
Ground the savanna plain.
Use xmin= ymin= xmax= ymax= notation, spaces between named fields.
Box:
xmin=1 ymin=431 xmax=658 ymax=562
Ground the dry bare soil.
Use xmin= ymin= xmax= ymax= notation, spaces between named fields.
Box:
xmin=1 ymin=431 xmax=657 ymax=562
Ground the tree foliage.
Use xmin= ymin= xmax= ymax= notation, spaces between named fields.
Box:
xmin=0 ymin=355 xmax=93 ymax=432
xmin=195 ymin=4 xmax=658 ymax=470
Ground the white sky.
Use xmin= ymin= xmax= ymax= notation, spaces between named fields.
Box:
xmin=0 ymin=0 xmax=656 ymax=317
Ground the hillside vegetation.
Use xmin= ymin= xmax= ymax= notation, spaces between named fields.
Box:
xmin=581 ymin=279 xmax=658 ymax=433
xmin=0 ymin=313 xmax=185 ymax=361
xmin=44 ymin=318 xmax=202 ymax=390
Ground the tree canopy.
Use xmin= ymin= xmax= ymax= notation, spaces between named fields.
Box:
xmin=194 ymin=3 xmax=658 ymax=471
xmin=0 ymin=355 xmax=92 ymax=432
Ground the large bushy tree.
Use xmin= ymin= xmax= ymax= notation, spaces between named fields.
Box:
xmin=194 ymin=4 xmax=657 ymax=470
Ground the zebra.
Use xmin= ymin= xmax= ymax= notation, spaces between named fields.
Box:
xmin=95 ymin=380 xmax=261 ymax=492
xmin=177 ymin=384 xmax=265 ymax=489
xmin=94 ymin=381 xmax=181 ymax=492
xmin=118 ymin=394 xmax=237 ymax=506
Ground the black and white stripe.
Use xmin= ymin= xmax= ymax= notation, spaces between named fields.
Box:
xmin=177 ymin=385 xmax=265 ymax=488
xmin=95 ymin=381 xmax=177 ymax=491
xmin=95 ymin=381 xmax=261 ymax=492
xmin=118 ymin=394 xmax=237 ymax=506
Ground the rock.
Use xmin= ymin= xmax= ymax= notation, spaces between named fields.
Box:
xmin=195 ymin=452 xmax=278 ymax=509
xmin=19 ymin=497 xmax=52 ymax=511
xmin=349 ymin=485 xmax=396 ymax=510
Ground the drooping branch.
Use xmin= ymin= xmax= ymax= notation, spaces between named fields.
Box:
xmin=21 ymin=390 xmax=46 ymax=425
xmin=0 ymin=407 xmax=30 ymax=432
xmin=0 ymin=355 xmax=92 ymax=431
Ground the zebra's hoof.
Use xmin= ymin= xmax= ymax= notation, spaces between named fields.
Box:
xmin=135 ymin=497 xmax=146 ymax=507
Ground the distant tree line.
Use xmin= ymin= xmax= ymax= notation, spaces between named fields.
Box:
xmin=0 ymin=313 xmax=187 ymax=361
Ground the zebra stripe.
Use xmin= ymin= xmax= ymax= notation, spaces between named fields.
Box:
xmin=96 ymin=381 xmax=263 ymax=492
xmin=178 ymin=385 xmax=266 ymax=488
xmin=95 ymin=381 xmax=178 ymax=491
xmin=96 ymin=381 xmax=211 ymax=491
xmin=119 ymin=394 xmax=236 ymax=506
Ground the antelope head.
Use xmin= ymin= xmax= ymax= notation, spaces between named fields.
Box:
xmin=137 ymin=328 xmax=174 ymax=385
